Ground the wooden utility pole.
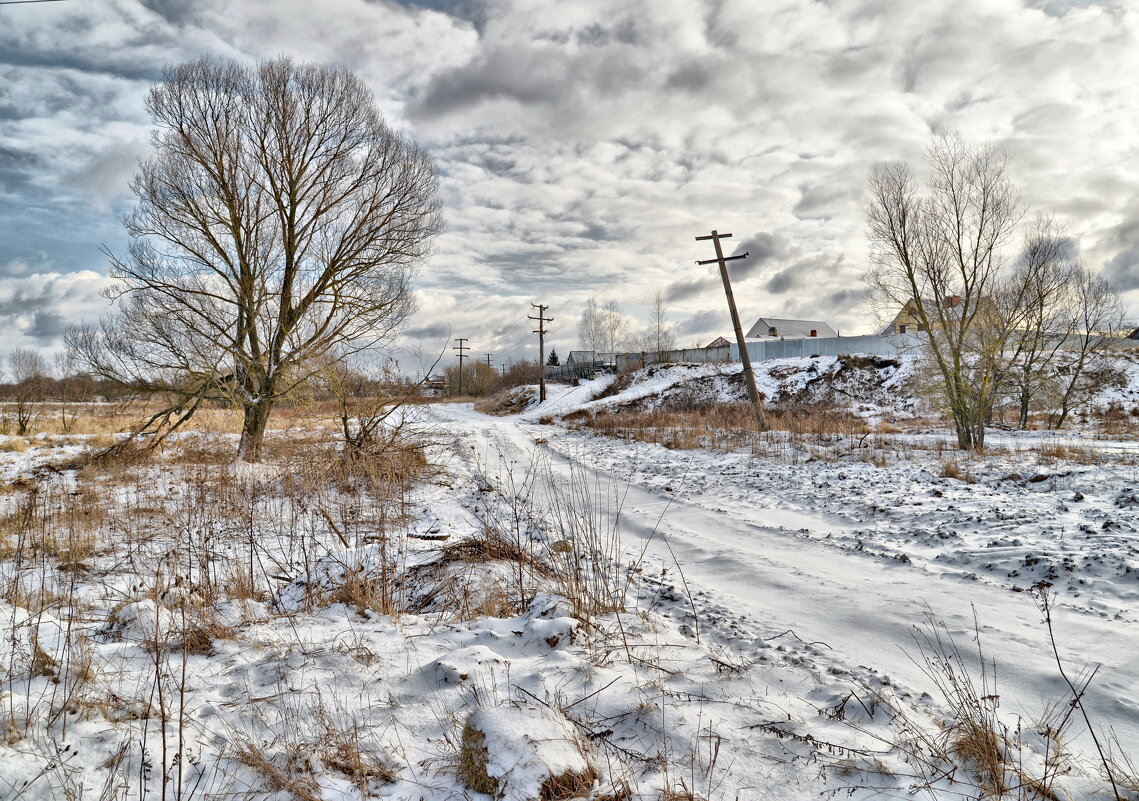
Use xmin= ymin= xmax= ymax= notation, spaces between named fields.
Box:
xmin=452 ymin=338 xmax=468 ymax=395
xmin=696 ymin=230 xmax=766 ymax=431
xmin=528 ymin=303 xmax=553 ymax=402
xmin=484 ymin=353 xmax=493 ymax=369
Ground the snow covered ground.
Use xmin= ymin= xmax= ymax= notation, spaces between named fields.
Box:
xmin=2 ymin=356 xmax=1138 ymax=800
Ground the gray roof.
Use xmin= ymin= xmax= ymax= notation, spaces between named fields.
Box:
xmin=745 ymin=317 xmax=837 ymax=340
xmin=566 ymin=350 xmax=618 ymax=364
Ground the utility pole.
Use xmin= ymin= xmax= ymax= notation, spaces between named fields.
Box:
xmin=452 ymin=338 xmax=468 ymax=395
xmin=485 ymin=353 xmax=493 ymax=369
xmin=696 ymin=230 xmax=766 ymax=432
xmin=528 ymin=303 xmax=553 ymax=402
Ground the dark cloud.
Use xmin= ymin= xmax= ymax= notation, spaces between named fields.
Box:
xmin=819 ymin=288 xmax=867 ymax=315
xmin=665 ymin=62 xmax=716 ymax=93
xmin=676 ymin=308 xmax=725 ymax=337
xmin=1104 ymin=245 xmax=1139 ymax=292
xmin=766 ymin=270 xmax=797 ymax=294
xmin=26 ymin=311 xmax=65 ymax=341
xmin=384 ymin=0 xmax=491 ymax=32
xmin=0 ymin=145 xmax=41 ymax=194
xmin=403 ymin=322 xmax=451 ymax=339
xmin=664 ymin=277 xmax=712 ymax=304
xmin=728 ymin=232 xmax=784 ymax=280
xmin=793 ymin=184 xmax=860 ymax=220
xmin=1024 ymin=0 xmax=1105 ymax=16
xmin=408 ymin=47 xmax=575 ymax=119
xmin=137 ymin=0 xmax=199 ymax=25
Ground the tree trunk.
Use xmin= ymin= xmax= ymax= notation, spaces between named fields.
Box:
xmin=237 ymin=398 xmax=274 ymax=462
xmin=1018 ymin=388 xmax=1031 ymax=430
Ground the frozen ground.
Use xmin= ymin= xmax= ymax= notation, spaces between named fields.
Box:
xmin=428 ymin=378 xmax=1139 ymax=747
xmin=1 ymin=356 xmax=1138 ymax=800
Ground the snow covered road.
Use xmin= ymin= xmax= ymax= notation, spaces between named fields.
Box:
xmin=426 ymin=399 xmax=1139 ymax=756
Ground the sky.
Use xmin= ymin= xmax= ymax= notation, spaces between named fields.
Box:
xmin=1 ymin=0 xmax=1137 ymax=372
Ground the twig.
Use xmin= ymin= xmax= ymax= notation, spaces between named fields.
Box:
xmin=1033 ymin=585 xmax=1122 ymax=801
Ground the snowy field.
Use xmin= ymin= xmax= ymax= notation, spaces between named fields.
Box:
xmin=1 ymin=356 xmax=1138 ymax=800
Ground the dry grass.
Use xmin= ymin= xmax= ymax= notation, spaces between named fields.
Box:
xmin=1034 ymin=442 xmax=1099 ymax=464
xmin=459 ymin=723 xmax=500 ymax=797
xmin=565 ymin=402 xmax=870 ymax=453
xmin=474 ymin=386 xmax=538 ymax=416
xmin=230 ymin=734 xmax=323 ymax=801
xmin=459 ymin=718 xmax=597 ymax=801
xmin=939 ymin=459 xmax=975 ymax=483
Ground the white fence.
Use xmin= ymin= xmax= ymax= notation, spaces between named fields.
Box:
xmin=611 ymin=334 xmax=919 ymax=372
xmin=563 ymin=333 xmax=1139 ymax=377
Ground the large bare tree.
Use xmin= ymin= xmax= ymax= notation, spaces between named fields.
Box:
xmin=866 ymin=134 xmax=1022 ymax=450
xmin=68 ymin=56 xmax=442 ymax=461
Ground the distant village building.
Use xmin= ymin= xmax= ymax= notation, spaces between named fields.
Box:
xmin=744 ymin=317 xmax=837 ymax=340
xmin=564 ymin=350 xmax=618 ymax=377
xmin=703 ymin=336 xmax=731 ymax=348
xmin=880 ymin=296 xmax=994 ymax=335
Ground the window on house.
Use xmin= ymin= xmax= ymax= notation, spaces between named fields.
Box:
xmin=768 ymin=326 xmax=777 ymax=336
xmin=898 ymin=324 xmax=908 ymax=334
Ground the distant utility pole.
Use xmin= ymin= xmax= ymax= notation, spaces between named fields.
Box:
xmin=485 ymin=353 xmax=493 ymax=369
xmin=528 ymin=303 xmax=553 ymax=402
xmin=453 ymin=337 xmax=468 ymax=395
xmin=696 ymin=230 xmax=766 ymax=432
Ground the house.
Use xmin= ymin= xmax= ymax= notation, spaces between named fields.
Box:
xmin=564 ymin=350 xmax=618 ymax=377
xmin=703 ymin=336 xmax=731 ymax=348
xmin=880 ymin=296 xmax=993 ymax=335
xmin=744 ymin=317 xmax=837 ymax=340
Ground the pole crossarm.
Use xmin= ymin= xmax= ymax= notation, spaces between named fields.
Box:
xmin=697 ymin=253 xmax=748 ymax=266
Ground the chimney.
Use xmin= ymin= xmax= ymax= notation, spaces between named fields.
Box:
xmin=809 ymin=329 xmax=817 ymax=337
xmin=944 ymin=295 xmax=961 ymax=308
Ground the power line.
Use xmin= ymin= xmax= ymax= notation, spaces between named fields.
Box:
xmin=0 ymin=1 xmax=71 ymax=5
xmin=465 ymin=310 xmax=533 ymax=352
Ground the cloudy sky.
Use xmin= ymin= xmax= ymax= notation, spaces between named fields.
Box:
xmin=1 ymin=0 xmax=1137 ymax=370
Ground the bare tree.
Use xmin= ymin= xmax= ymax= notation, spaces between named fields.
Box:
xmin=8 ymin=348 xmax=47 ymax=435
xmin=1049 ymin=266 xmax=1127 ymax=428
xmin=577 ymin=297 xmax=632 ymax=353
xmin=68 ymin=56 xmax=442 ymax=461
xmin=53 ymin=350 xmax=95 ymax=435
xmin=866 ymin=134 xmax=1022 ymax=450
xmin=639 ymin=291 xmax=676 ymax=357
xmin=322 ymin=349 xmax=440 ymax=454
xmin=998 ymin=218 xmax=1074 ymax=429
